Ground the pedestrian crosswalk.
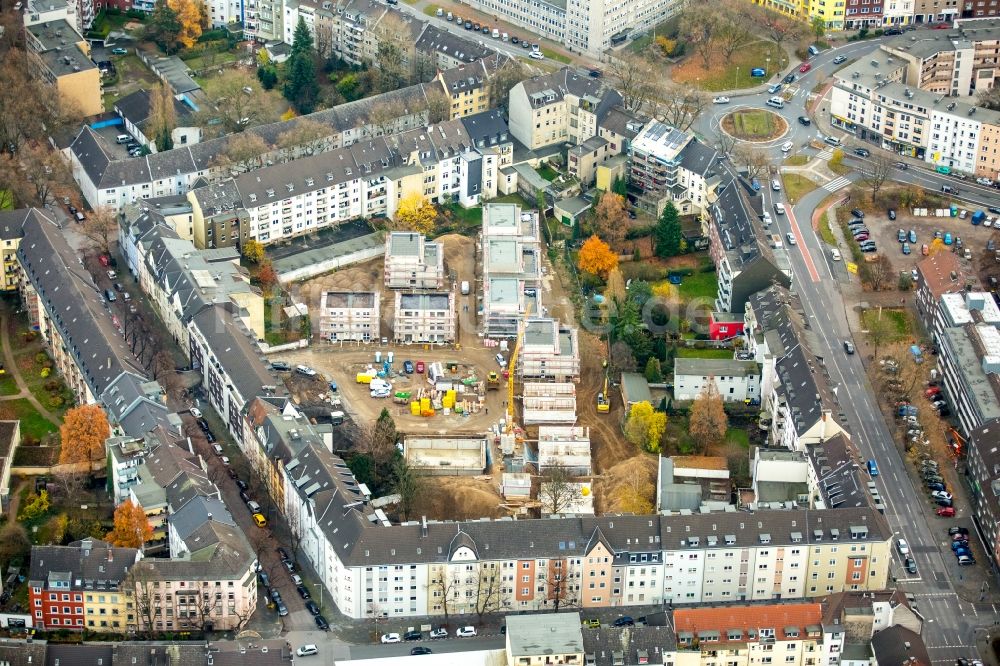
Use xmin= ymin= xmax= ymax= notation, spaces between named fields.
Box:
xmin=817 ymin=147 xmax=834 ymax=160
xmin=822 ymin=176 xmax=851 ymax=192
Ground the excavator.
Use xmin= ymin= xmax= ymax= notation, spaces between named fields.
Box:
xmin=596 ymin=374 xmax=610 ymax=413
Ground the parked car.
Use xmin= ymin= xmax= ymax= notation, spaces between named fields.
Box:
xmin=296 ymin=365 xmax=317 ymax=376
xmin=381 ymin=634 xmax=401 ymax=644
xmin=957 ymin=555 xmax=976 ymax=565
xmin=416 ymin=360 xmax=426 ymax=373
xmin=927 ymin=483 xmax=946 ymax=491
xmin=403 ymin=360 xmax=414 ymax=374
xmin=854 ymin=148 xmax=871 ymax=157
xmin=909 ymin=229 xmax=917 ymax=243
xmin=296 ymin=585 xmax=310 ymax=599
xmin=456 ymin=626 xmax=477 ymax=638
xmin=277 ymin=547 xmax=290 ymax=561
xmin=932 ymin=491 xmax=953 ymax=500
xmin=833 ymin=54 xmax=847 ymax=64
xmin=270 ymin=361 xmax=291 ymax=371
xmin=937 ymin=507 xmax=956 ymax=517
xmin=712 ymin=96 xmax=730 ymax=104
xmin=896 ymin=538 xmax=910 ymax=555
xmin=613 ymin=616 xmax=635 ymax=627
xmin=844 ymin=341 xmax=855 ymax=354
xmin=774 ymin=202 xmax=786 ymax=215
xmin=888 ymin=208 xmax=897 ymax=220
xmin=411 ymin=647 xmax=433 ymax=656
xmin=937 ymin=498 xmax=954 ymax=507
xmin=798 ymin=116 xmax=811 ymax=126
xmin=404 ymin=630 xmax=422 ymax=641
xmin=851 ymin=209 xmax=865 ymax=219
xmin=799 ymin=62 xmax=812 ymax=73
xmin=429 ymin=628 xmax=448 ymax=639
xmin=296 ymin=645 xmax=318 ymax=657
xmin=111 ymin=47 xmax=128 ymax=55
xmin=902 ymin=243 xmax=911 ymax=255
xmin=905 ymin=557 xmax=917 ymax=574
xmin=315 ymin=615 xmax=330 ymax=631
xmin=306 ymin=600 xmax=321 ymax=615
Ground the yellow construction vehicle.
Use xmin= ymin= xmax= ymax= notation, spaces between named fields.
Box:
xmin=487 ymin=371 xmax=500 ymax=390
xmin=596 ymin=374 xmax=610 ymax=413
xmin=506 ymin=305 xmax=531 ymax=434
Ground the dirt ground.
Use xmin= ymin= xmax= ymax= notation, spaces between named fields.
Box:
xmin=277 ymin=228 xmax=659 ymax=518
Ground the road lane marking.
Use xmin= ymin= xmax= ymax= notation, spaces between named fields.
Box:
xmin=786 ymin=208 xmax=819 ymax=282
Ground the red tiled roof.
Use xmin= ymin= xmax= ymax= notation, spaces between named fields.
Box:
xmin=674 ymin=603 xmax=823 ymax=644
xmin=917 ymin=251 xmax=974 ymax=299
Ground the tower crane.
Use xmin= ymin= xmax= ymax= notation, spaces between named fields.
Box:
xmin=506 ymin=304 xmax=531 ymax=434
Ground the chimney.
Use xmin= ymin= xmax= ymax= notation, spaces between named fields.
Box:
xmin=421 ymin=515 xmax=428 ymax=538
xmin=107 ymin=547 xmax=113 ymax=563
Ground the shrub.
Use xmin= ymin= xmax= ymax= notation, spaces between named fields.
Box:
xmin=40 ymin=367 xmax=51 ymax=378
xmin=625 ymin=225 xmax=655 ymax=240
xmin=35 ymin=352 xmax=48 ymax=364
xmin=621 ymin=262 xmax=664 ymax=282
xmin=22 ymin=331 xmax=37 ymax=343
xmin=48 ymin=395 xmax=64 ymax=408
xmin=44 ymin=380 xmax=60 ymax=392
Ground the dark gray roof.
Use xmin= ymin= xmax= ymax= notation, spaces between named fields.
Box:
xmin=112 ymin=643 xmax=205 ymax=666
xmin=18 ymin=210 xmax=147 ymax=396
xmin=460 ymin=108 xmax=510 ymax=149
xmin=807 ymin=433 xmax=866 ymax=509
xmin=29 ymin=538 xmax=140 ymax=589
xmin=0 ymin=208 xmax=32 ymax=241
xmin=114 ymin=88 xmax=192 ymax=130
xmin=26 ymin=19 xmax=82 ymax=50
xmin=679 ymin=138 xmax=720 ymax=177
xmin=100 ymin=372 xmax=176 ymax=439
xmin=170 ymin=496 xmax=234 ymax=541
xmin=520 ymin=68 xmax=623 ymax=121
xmin=599 ymin=105 xmax=645 ymax=139
xmin=871 ymin=626 xmax=930 ymax=666
xmin=439 ymin=59 xmax=487 ymax=93
xmin=46 ymin=644 xmax=114 ymax=666
xmin=70 ymin=127 xmax=115 ymax=189
xmin=189 ymin=303 xmax=286 ymax=402
xmin=582 ymin=625 xmax=678 ymax=665
xmin=0 ymin=641 xmax=46 ymax=666
xmin=415 ymin=23 xmax=495 ymax=64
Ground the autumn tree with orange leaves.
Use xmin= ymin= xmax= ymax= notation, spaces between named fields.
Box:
xmin=168 ymin=0 xmax=205 ymax=49
xmin=58 ymin=404 xmax=111 ymax=466
xmin=107 ymin=500 xmax=153 ymax=549
xmin=577 ymin=235 xmax=618 ymax=277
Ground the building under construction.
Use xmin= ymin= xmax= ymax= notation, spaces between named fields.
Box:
xmin=522 ymin=382 xmax=577 ymax=425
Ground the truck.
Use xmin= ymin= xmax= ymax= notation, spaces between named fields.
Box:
xmin=461 ymin=281 xmax=470 ymax=295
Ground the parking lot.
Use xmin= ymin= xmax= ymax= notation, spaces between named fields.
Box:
xmin=92 ymin=124 xmax=142 ymax=160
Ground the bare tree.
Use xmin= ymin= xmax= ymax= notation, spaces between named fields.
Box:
xmin=608 ymin=53 xmax=654 ymax=113
xmin=201 ymin=71 xmax=268 ymax=132
xmin=125 ymin=564 xmax=159 ymax=634
xmin=859 ymin=154 xmax=894 ymax=202
xmin=538 ymin=465 xmax=577 ymax=515
xmin=16 ymin=143 xmax=72 ymax=206
xmin=979 ymin=86 xmax=1000 ymax=111
xmin=715 ymin=1 xmax=756 ymax=60
xmin=733 ymin=144 xmax=772 ymax=181
xmin=427 ymin=567 xmax=459 ymax=624
xmin=54 ymin=463 xmax=89 ymax=505
xmin=411 ymin=52 xmax=438 ymax=85
xmin=314 ymin=22 xmax=334 ymax=60
xmin=366 ymin=100 xmax=406 ymax=137
xmin=78 ymin=205 xmax=119 ymax=255
xmin=865 ymin=254 xmax=893 ymax=292
xmin=212 ymin=133 xmax=270 ymax=174
xmin=472 ymin=563 xmax=509 ymax=624
xmin=715 ymin=129 xmax=738 ymax=157
xmin=545 ymin=563 xmax=579 ymax=612
xmin=680 ymin=4 xmax=720 ymax=68
xmin=651 ymin=83 xmax=709 ymax=132
xmin=194 ymin=584 xmax=225 ymax=632
xmin=276 ymin=118 xmax=330 ymax=158
xmin=487 ymin=57 xmax=527 ymax=114
xmin=372 ymin=12 xmax=414 ymax=93
xmin=425 ymin=87 xmax=452 ymax=124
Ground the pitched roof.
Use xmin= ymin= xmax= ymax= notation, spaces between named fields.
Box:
xmin=582 ymin=625 xmax=678 ymax=664
xmin=917 ymin=250 xmax=977 ymax=298
xmin=679 ymin=138 xmax=720 ymax=177
xmin=29 ymin=538 xmax=140 ymax=590
xmin=871 ymin=626 xmax=930 ymax=666
xmin=0 ymin=640 xmax=47 ymax=666
xmin=46 ymin=644 xmax=114 ymax=666
xmin=673 ymin=603 xmax=823 ymax=644
xmin=18 ymin=210 xmax=147 ymax=396
xmin=415 ymin=23 xmax=495 ymax=64
xmin=114 ymin=88 xmax=192 ymax=130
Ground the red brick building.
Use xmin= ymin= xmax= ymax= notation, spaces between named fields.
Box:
xmin=844 ymin=0 xmax=886 ymax=28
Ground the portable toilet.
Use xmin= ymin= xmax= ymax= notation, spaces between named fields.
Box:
xmin=375 ymin=351 xmax=382 ymax=363
xmin=388 ymin=351 xmax=394 ymax=364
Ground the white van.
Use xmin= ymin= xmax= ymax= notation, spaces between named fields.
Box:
xmin=492 ymin=28 xmax=500 ymax=38
xmin=247 ymin=500 xmax=262 ymax=513
xmin=116 ymin=134 xmax=131 ymax=144
xmin=435 ymin=7 xmax=443 ymax=15
xmin=212 ymin=444 xmax=223 ymax=456
xmin=461 ymin=280 xmax=470 ymax=295
xmin=766 ymin=97 xmax=784 ymax=109
xmin=830 ymin=248 xmax=842 ymax=261
xmin=771 ymin=179 xmax=781 ymax=192
xmin=781 ymin=140 xmax=794 ymax=153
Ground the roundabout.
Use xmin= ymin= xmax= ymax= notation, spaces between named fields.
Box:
xmin=720 ymin=108 xmax=788 ymax=143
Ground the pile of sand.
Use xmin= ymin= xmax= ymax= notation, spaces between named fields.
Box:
xmin=594 ymin=455 xmax=658 ymax=514
xmin=418 ymin=476 xmax=505 ymax=520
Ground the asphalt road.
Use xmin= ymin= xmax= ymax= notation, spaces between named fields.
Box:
xmin=746 ymin=142 xmax=989 ymax=660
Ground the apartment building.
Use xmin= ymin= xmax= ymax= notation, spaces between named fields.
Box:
xmin=672 ymin=358 xmax=761 ymax=403
xmin=628 ymin=121 xmax=721 ymax=217
xmin=936 ymin=290 xmax=1000 ymax=340
xmin=707 ymin=178 xmax=791 ymax=315
xmin=518 ymin=317 xmax=581 ymax=381
xmin=68 ymin=82 xmax=434 ymax=213
xmin=414 ymin=23 xmax=496 ymax=70
xmin=188 ymin=303 xmax=287 ymax=441
xmin=119 ymin=214 xmax=264 ymax=350
xmin=536 ymin=425 xmax=591 ymax=475
xmin=822 ymin=589 xmax=923 ymax=665
xmin=741 ymin=286 xmax=846 ymax=451
xmin=914 ymin=250 xmax=978 ymax=334
xmin=464 ymin=0 xmax=681 ymax=56
xmin=0 ymin=210 xmax=27 ymax=293
xmin=29 ymin=538 xmax=142 ymax=632
xmin=938 ymin=320 xmax=1000 ymax=435
xmin=913 ymin=0 xmax=960 ymax=22
xmin=393 ymin=292 xmax=456 ymax=343
xmin=0 ymin=421 xmax=18 ymax=513
xmin=481 ymin=203 xmax=544 ymax=338
xmin=672 ymin=604 xmax=824 ymax=666
xmin=24 ymin=0 xmax=80 ymax=33
xmin=107 ymin=436 xmax=151 ymax=506
xmin=24 ymin=19 xmax=101 ymax=118
xmin=384 ymin=232 xmax=445 ymax=290
xmin=508 ymin=69 xmax=623 ymax=151
xmin=436 ymin=58 xmax=492 ymax=119
xmin=319 ymin=291 xmax=381 ymax=342
xmin=965 ymin=418 xmax=1000 ymax=569
xmin=830 ymin=49 xmax=1000 ymax=174
xmin=18 ymin=209 xmax=147 ymax=405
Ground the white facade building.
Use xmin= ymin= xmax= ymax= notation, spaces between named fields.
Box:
xmin=392 ymin=292 xmax=456 ymax=343
xmin=673 ymin=358 xmax=760 ymax=403
xmin=319 ymin=291 xmax=381 ymax=342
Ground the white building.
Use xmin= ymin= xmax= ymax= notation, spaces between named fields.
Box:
xmin=392 ymin=292 xmax=456 ymax=343
xmin=518 ymin=317 xmax=580 ymax=382
xmin=628 ymin=120 xmax=720 ymax=217
xmin=481 ymin=203 xmax=544 ymax=338
xmin=672 ymin=358 xmax=760 ymax=402
xmin=383 ymin=232 xmax=444 ymax=290
xmin=319 ymin=291 xmax=381 ymax=342
xmin=536 ymin=425 xmax=591 ymax=475
xmin=522 ymin=383 xmax=576 ymax=424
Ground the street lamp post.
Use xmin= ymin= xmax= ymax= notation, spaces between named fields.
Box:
xmin=313 ymin=583 xmax=324 ymax=609
xmin=735 ymin=67 xmax=740 ymax=90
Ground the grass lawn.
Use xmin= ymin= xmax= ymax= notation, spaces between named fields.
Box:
xmin=828 ymin=153 xmax=851 ymax=176
xmin=861 ymin=308 xmax=911 ymax=341
xmin=541 ymin=47 xmax=571 ymax=64
xmin=673 ymin=40 xmax=788 ymax=91
xmin=676 ymin=347 xmax=734 ymax=360
xmin=676 ymin=271 xmax=719 ymax=302
xmin=722 ymin=109 xmax=787 ymax=141
xmin=1 ymin=399 xmax=56 ymax=440
xmin=422 ymin=4 xmax=439 ymax=16
xmin=818 ymin=215 xmax=838 ymax=246
xmin=0 ymin=372 xmax=19 ymax=396
xmin=783 ymin=173 xmax=818 ymax=204
xmin=536 ymin=164 xmax=559 ymax=181
xmin=725 ymin=428 xmax=750 ymax=448
xmin=785 ymin=155 xmax=809 ymax=167
xmin=179 ymin=50 xmax=238 ymax=71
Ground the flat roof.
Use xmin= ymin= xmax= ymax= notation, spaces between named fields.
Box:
xmin=507 ymin=612 xmax=583 ymax=657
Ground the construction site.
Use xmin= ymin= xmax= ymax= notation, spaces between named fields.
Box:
xmin=276 ymin=203 xmax=658 ymax=520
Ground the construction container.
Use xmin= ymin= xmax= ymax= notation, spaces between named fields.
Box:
xmin=356 ymin=372 xmax=375 ymax=384
xmin=420 ymin=397 xmax=431 ymax=411
xmin=410 ymin=401 xmax=420 ymax=415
